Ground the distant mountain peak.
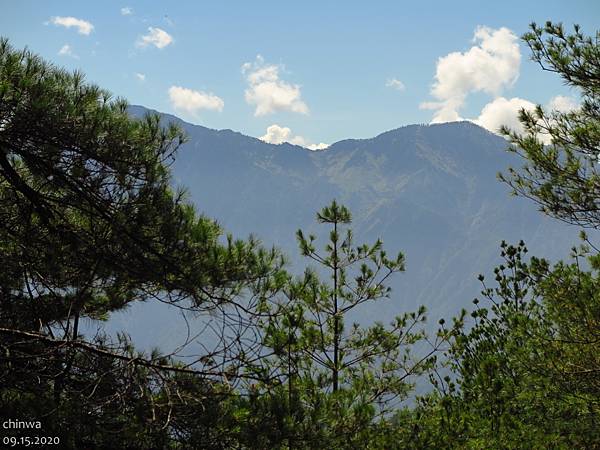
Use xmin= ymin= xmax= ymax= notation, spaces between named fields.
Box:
xmin=116 ymin=104 xmax=574 ymax=353
xmin=128 ymin=105 xmax=500 ymax=155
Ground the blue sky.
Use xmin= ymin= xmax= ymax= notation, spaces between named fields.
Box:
xmin=1 ymin=0 xmax=598 ymax=147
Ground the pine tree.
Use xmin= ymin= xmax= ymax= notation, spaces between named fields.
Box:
xmin=500 ymin=21 xmax=600 ymax=228
xmin=0 ymin=37 xmax=283 ymax=448
xmin=396 ymin=22 xmax=600 ymax=448
xmin=245 ymin=200 xmax=440 ymax=448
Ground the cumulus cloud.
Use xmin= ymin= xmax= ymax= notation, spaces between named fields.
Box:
xmin=420 ymin=99 xmax=464 ymax=123
xmin=306 ymin=142 xmax=329 ymax=151
xmin=547 ymin=95 xmax=579 ymax=113
xmin=474 ymin=94 xmax=580 ymax=143
xmin=421 ymin=26 xmax=520 ymax=123
xmin=168 ymin=86 xmax=224 ymax=116
xmin=135 ymin=72 xmax=146 ymax=82
xmin=386 ymin=78 xmax=405 ymax=91
xmin=260 ymin=124 xmax=292 ymax=144
xmin=473 ymin=97 xmax=536 ymax=135
xmin=260 ymin=124 xmax=327 ymax=150
xmin=121 ymin=7 xmax=133 ymax=15
xmin=50 ymin=16 xmax=94 ymax=35
xmin=57 ymin=44 xmax=78 ymax=59
xmin=242 ymin=56 xmax=309 ymax=116
xmin=137 ymin=27 xmax=173 ymax=49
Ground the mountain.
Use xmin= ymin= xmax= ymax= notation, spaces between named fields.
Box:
xmin=105 ymin=106 xmax=578 ymax=351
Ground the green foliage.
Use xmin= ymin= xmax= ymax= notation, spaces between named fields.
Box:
xmin=3 ymin=19 xmax=600 ymax=448
xmin=237 ymin=200 xmax=437 ymax=448
xmin=0 ymin=36 xmax=282 ymax=326
xmin=499 ymin=22 xmax=600 ymax=228
xmin=0 ymin=37 xmax=283 ymax=448
xmin=405 ymin=242 xmax=600 ymax=449
xmin=400 ymin=22 xmax=600 ymax=449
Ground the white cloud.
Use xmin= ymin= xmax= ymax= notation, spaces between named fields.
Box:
xmin=307 ymin=142 xmax=329 ymax=151
xmin=135 ymin=72 xmax=146 ymax=82
xmin=422 ymin=26 xmax=520 ymax=123
xmin=261 ymin=124 xmax=292 ymax=144
xmin=420 ymin=99 xmax=464 ymax=123
xmin=50 ymin=16 xmax=94 ymax=35
xmin=547 ymin=95 xmax=579 ymax=113
xmin=473 ymin=97 xmax=536 ymax=135
xmin=168 ymin=86 xmax=224 ymax=116
xmin=260 ymin=124 xmax=328 ymax=150
xmin=137 ymin=27 xmax=173 ymax=49
xmin=474 ymin=95 xmax=581 ymax=144
xmin=58 ymin=44 xmax=78 ymax=59
xmin=242 ymin=55 xmax=309 ymax=116
xmin=386 ymin=78 xmax=405 ymax=91
xmin=121 ymin=7 xmax=133 ymax=16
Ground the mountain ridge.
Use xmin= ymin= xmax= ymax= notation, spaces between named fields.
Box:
xmin=108 ymin=105 xmax=577 ymax=353
xmin=129 ymin=104 xmax=504 ymax=155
